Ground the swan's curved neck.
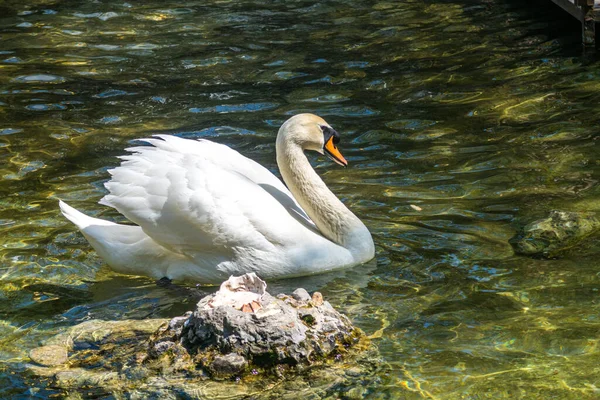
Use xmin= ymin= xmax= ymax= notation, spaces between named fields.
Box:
xmin=276 ymin=136 xmax=371 ymax=255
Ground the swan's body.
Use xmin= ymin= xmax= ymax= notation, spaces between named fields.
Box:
xmin=60 ymin=114 xmax=374 ymax=283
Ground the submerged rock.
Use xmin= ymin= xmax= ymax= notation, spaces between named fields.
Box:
xmin=210 ymin=353 xmax=248 ymax=376
xmin=29 ymin=345 xmax=68 ymax=367
xmin=25 ymin=274 xmax=377 ymax=397
xmin=511 ymin=210 xmax=600 ymax=257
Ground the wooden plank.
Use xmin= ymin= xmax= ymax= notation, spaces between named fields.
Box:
xmin=547 ymin=0 xmax=600 ymax=48
xmin=582 ymin=1 xmax=596 ymax=47
xmin=550 ymin=0 xmax=586 ymax=20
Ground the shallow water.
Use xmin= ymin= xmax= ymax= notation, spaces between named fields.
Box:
xmin=1 ymin=0 xmax=600 ymax=397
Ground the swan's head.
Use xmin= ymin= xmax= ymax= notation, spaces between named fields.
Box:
xmin=278 ymin=113 xmax=348 ymax=167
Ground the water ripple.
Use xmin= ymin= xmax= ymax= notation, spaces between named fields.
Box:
xmin=25 ymin=104 xmax=67 ymax=111
xmin=0 ymin=0 xmax=598 ymax=398
xmin=93 ymin=89 xmax=136 ymax=98
xmin=0 ymin=128 xmax=23 ymax=135
xmin=189 ymin=102 xmax=278 ymax=114
xmin=286 ymin=105 xmax=379 ymax=117
xmin=13 ymin=74 xmax=66 ymax=83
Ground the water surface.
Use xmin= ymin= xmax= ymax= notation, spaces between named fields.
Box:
xmin=1 ymin=0 xmax=599 ymax=398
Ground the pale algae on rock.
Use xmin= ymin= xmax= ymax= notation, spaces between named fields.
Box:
xmin=25 ymin=275 xmax=383 ymax=398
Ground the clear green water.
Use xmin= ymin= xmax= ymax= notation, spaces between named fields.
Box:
xmin=1 ymin=0 xmax=599 ymax=397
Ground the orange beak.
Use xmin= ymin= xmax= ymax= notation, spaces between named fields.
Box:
xmin=324 ymin=136 xmax=348 ymax=167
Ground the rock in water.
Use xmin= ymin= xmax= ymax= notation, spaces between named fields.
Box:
xmin=25 ymin=274 xmax=376 ymax=397
xmin=29 ymin=345 xmax=68 ymax=366
xmin=292 ymin=288 xmax=311 ymax=302
xmin=210 ymin=353 xmax=248 ymax=376
xmin=150 ymin=273 xmax=365 ymax=379
xmin=510 ymin=210 xmax=600 ymax=258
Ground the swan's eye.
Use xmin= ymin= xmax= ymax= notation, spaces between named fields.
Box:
xmin=320 ymin=125 xmax=341 ymax=146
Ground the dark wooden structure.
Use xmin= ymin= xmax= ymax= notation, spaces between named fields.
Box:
xmin=550 ymin=0 xmax=600 ymax=47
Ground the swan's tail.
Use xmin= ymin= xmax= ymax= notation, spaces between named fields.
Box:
xmin=58 ymin=200 xmax=175 ymax=278
xmin=59 ymin=200 xmax=115 ymax=229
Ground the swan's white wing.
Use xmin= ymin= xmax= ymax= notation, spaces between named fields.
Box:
xmin=100 ymin=135 xmax=319 ymax=262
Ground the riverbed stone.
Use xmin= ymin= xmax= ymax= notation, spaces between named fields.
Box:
xmin=45 ymin=318 xmax=167 ymax=349
xmin=29 ymin=345 xmax=68 ymax=366
xmin=210 ymin=353 xmax=248 ymax=376
xmin=511 ymin=210 xmax=600 ymax=257
xmin=55 ymin=368 xmax=120 ymax=389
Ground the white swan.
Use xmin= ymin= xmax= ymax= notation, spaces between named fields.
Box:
xmin=59 ymin=114 xmax=375 ymax=283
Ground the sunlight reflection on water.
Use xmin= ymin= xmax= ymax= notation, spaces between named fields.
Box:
xmin=0 ymin=0 xmax=599 ymax=398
